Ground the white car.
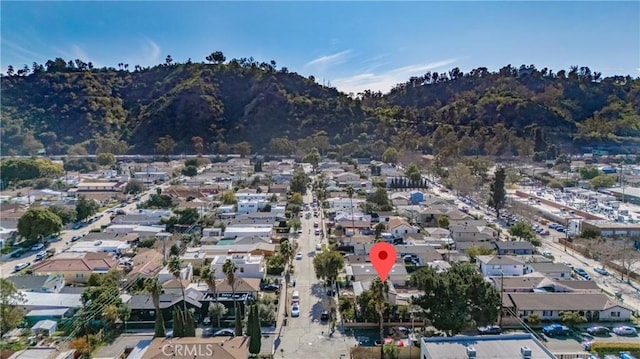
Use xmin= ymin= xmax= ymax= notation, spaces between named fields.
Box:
xmin=316 ymin=243 xmax=322 ymax=251
xmin=295 ymin=252 xmax=303 ymax=260
xmin=31 ymin=243 xmax=44 ymax=251
xmin=613 ymin=326 xmax=637 ymax=336
xmin=291 ymin=304 xmax=300 ymax=317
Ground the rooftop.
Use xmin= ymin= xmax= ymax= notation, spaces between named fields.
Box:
xmin=421 ymin=333 xmax=555 ymax=359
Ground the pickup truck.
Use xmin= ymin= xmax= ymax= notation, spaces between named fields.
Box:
xmin=542 ymin=324 xmax=572 ymax=337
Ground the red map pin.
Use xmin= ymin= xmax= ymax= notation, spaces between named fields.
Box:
xmin=370 ymin=242 xmax=397 ymax=281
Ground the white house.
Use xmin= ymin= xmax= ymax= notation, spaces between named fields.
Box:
xmin=327 ymin=197 xmax=363 ymax=211
xmin=505 ymin=293 xmax=633 ymax=322
xmin=67 ymin=240 xmax=130 ymax=254
xmin=476 ymin=255 xmax=525 ymax=277
xmin=236 ymin=192 xmax=270 ymax=202
xmin=224 ymin=226 xmax=272 ymax=240
xmin=388 ymin=217 xmax=418 ymax=239
xmin=210 ymin=254 xmax=265 ymax=279
xmin=237 ymin=200 xmax=263 ymax=214
xmin=346 ymin=263 xmax=408 ymax=286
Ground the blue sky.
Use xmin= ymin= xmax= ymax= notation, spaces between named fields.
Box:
xmin=1 ymin=1 xmax=638 ymax=94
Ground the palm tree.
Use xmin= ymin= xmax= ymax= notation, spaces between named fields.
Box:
xmin=168 ymin=255 xmax=187 ymax=312
xmin=222 ymin=259 xmax=240 ymax=331
xmin=208 ymin=302 xmax=228 ymax=329
xmin=201 ymin=265 xmax=217 ymax=303
xmin=144 ymin=277 xmax=165 ymax=337
xmin=102 ymin=304 xmax=119 ymax=330
xmin=370 ymin=277 xmax=390 ymax=356
xmin=346 ymin=185 xmax=355 ymax=237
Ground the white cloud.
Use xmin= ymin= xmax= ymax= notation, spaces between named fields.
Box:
xmin=332 ymin=57 xmax=460 ymax=94
xmin=305 ymin=50 xmax=352 ymax=67
xmin=1 ymin=37 xmax=48 ymax=60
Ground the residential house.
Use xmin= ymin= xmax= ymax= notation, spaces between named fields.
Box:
xmin=126 ymin=249 xmax=165 ymax=280
xmin=209 ymin=254 xmax=265 ymax=279
xmin=24 ymin=308 xmax=73 ymax=326
xmin=388 ymin=217 xmax=418 ymax=239
xmin=494 ymin=241 xmax=535 ymax=255
xmin=346 ymin=263 xmax=408 ymax=286
xmin=524 ymin=262 xmax=572 ymax=279
xmin=6 ymin=275 xmax=65 ymax=293
xmin=111 ymin=214 xmax=164 ymax=226
xmin=139 ymin=337 xmax=249 ymax=359
xmin=504 ymin=292 xmax=633 ymax=322
xmin=334 ymin=172 xmax=362 ymax=187
xmin=19 ymin=292 xmax=83 ymax=311
xmin=390 ymin=193 xmax=411 ymax=206
xmin=31 ymin=252 xmax=118 ymax=284
xmin=409 ymin=191 xmax=425 ymax=205
xmin=76 ymin=182 xmax=121 ymax=192
xmin=476 ymin=255 xmax=525 ymax=277
xmin=450 ymin=223 xmax=497 ymax=242
xmin=491 ymin=274 xmax=602 ymax=294
xmin=126 ymin=290 xmax=203 ymax=324
xmin=67 ymin=239 xmax=130 ymax=254
xmin=224 ymin=226 xmax=272 ymax=240
xmin=424 ymin=227 xmax=451 ymax=239
xmin=162 ymin=278 xmax=192 ymax=295
xmin=327 ymin=197 xmax=363 ymax=211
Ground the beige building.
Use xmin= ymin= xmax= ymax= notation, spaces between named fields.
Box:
xmin=32 ymin=252 xmax=118 ymax=284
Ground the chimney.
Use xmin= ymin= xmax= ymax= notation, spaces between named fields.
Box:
xmin=466 ymin=346 xmax=477 ymax=359
xmin=520 ymin=346 xmax=532 ymax=359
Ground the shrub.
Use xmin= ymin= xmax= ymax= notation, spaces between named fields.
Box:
xmin=590 ymin=342 xmax=640 ymax=356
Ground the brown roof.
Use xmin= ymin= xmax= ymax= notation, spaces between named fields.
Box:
xmin=215 ymin=277 xmax=261 ymax=293
xmin=128 ymin=249 xmax=164 ymax=278
xmin=78 ymin=192 xmax=120 ymax=202
xmin=32 ymin=252 xmax=117 ymax=272
xmin=163 ymin=278 xmax=191 ymax=289
xmin=141 ymin=336 xmax=249 ymax=359
xmin=165 ymin=186 xmax=206 ymax=199
xmin=388 ymin=217 xmax=411 ymax=230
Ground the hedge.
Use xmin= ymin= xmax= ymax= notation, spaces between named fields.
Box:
xmin=591 ymin=342 xmax=640 ymax=356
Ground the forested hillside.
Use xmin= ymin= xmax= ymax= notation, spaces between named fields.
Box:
xmin=1 ymin=56 xmax=638 ymax=160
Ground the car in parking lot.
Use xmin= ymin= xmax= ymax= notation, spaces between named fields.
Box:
xmin=586 ymin=326 xmax=610 ymax=336
xmin=35 ymin=251 xmax=47 ymax=261
xmin=477 ymin=325 xmax=502 ymax=335
xmin=542 ymin=324 xmax=572 ymax=337
xmin=320 ymin=310 xmax=330 ymax=321
xmin=613 ymin=326 xmax=637 ymax=336
xmin=70 ymin=235 xmax=81 ymax=242
xmin=295 ymin=252 xmax=303 ymax=260
xmin=593 ymin=267 xmax=609 ymax=276
xmin=316 ymin=243 xmax=322 ymax=251
xmin=31 ymin=243 xmax=44 ymax=251
xmin=291 ymin=304 xmax=300 ymax=317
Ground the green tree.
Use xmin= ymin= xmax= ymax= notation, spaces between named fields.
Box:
xmin=487 ymin=167 xmax=507 ymax=218
xmin=509 ymin=221 xmax=537 ymax=242
xmin=167 ymin=256 xmax=196 ymax=337
xmin=17 ymin=207 xmax=62 ymax=244
xmin=155 ymin=135 xmax=176 ymax=157
xmin=102 ymin=304 xmax=120 ymax=330
xmin=0 ymin=278 xmax=26 ymax=338
xmin=303 ymin=148 xmax=321 ymax=171
xmin=208 ymin=302 xmax=228 ymax=329
xmin=48 ymin=205 xmax=76 ymax=225
xmin=123 ymin=179 xmax=145 ymax=194
xmin=290 ymin=192 xmax=304 ymax=206
xmin=234 ymin=141 xmax=251 ymax=158
xmin=290 ymin=169 xmax=309 ymax=195
xmin=313 ymin=250 xmax=345 ymax=291
xmin=579 ymin=166 xmax=601 ymax=180
xmin=404 ymin=163 xmax=421 ymax=183
xmin=374 ymin=222 xmax=386 ymax=238
xmin=559 ymin=311 xmax=587 ymax=327
xmin=248 ymin=304 xmax=262 ymax=356
xmin=201 ymin=266 xmax=217 ymax=303
xmin=383 ymin=343 xmax=400 ymax=359
xmin=290 ymin=218 xmax=302 ymax=232
xmin=222 ymin=191 xmax=237 ymax=205
xmin=411 ymin=264 xmax=500 ymax=335
xmin=382 ymin=147 xmax=399 ymax=164
xmin=589 ymin=174 xmax=616 ymax=189
xmin=437 ymin=215 xmax=450 ymax=229
xmin=370 ymin=278 xmax=390 ymax=357
xmin=144 ymin=277 xmax=165 ymax=337
xmin=466 ymin=245 xmax=496 ymax=260
xmin=223 ymin=259 xmax=242 ymax=336
xmin=369 ymin=187 xmax=391 ymax=210
xmin=76 ymin=195 xmax=99 ymax=222
xmin=96 ymin=152 xmax=116 ymax=167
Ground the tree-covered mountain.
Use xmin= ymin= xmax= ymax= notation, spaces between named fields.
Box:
xmin=1 ymin=56 xmax=638 ymax=160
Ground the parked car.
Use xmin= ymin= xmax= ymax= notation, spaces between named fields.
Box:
xmin=477 ymin=325 xmax=502 ymax=335
xmin=13 ymin=262 xmax=31 ymax=272
xmin=586 ymin=326 xmax=610 ymax=336
xmin=291 ymin=304 xmax=300 ymax=317
xmin=541 ymin=251 xmax=554 ymax=258
xmin=260 ymin=283 xmax=281 ymax=292
xmin=295 ymin=252 xmax=303 ymax=260
xmin=10 ymin=248 xmax=26 ymax=258
xmin=35 ymin=251 xmax=47 ymax=261
xmin=320 ymin=310 xmax=330 ymax=321
xmin=212 ymin=328 xmax=235 ymax=337
xmin=542 ymin=324 xmax=572 ymax=337
xmin=316 ymin=243 xmax=322 ymax=251
xmin=70 ymin=235 xmax=81 ymax=242
xmin=202 ymin=317 xmax=211 ymax=325
xmin=593 ymin=267 xmax=609 ymax=276
xmin=31 ymin=243 xmax=44 ymax=251
xmin=613 ymin=326 xmax=637 ymax=336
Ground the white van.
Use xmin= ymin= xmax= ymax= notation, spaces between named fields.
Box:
xmin=292 ymin=291 xmax=300 ymax=303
